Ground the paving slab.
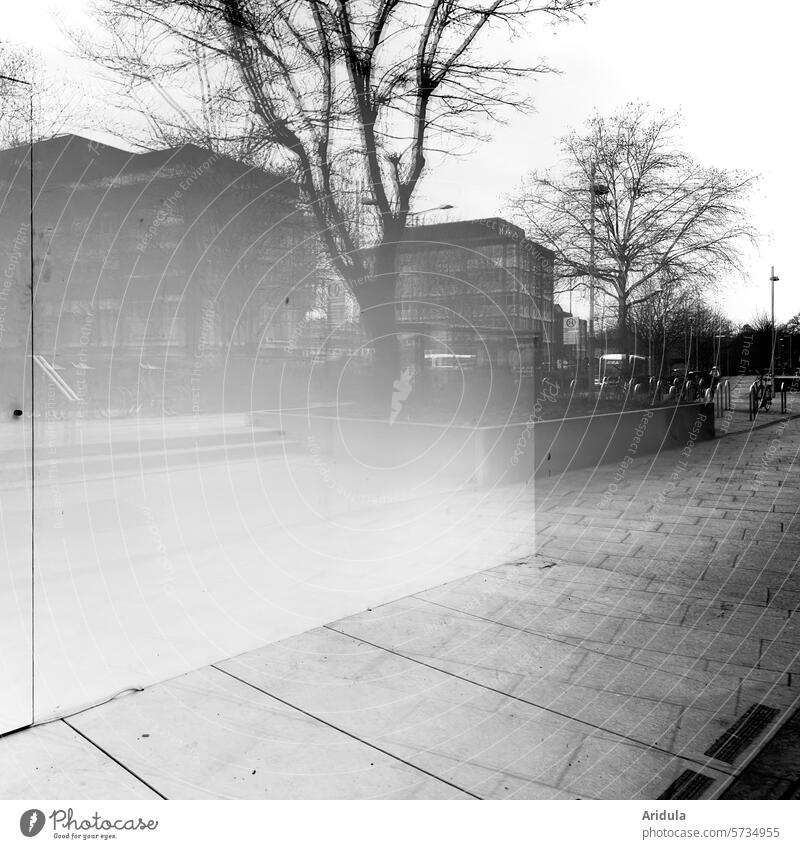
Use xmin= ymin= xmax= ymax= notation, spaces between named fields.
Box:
xmin=3 ymin=404 xmax=799 ymax=799
xmin=218 ymin=626 xmax=718 ymax=799
xmin=0 ymin=721 xmax=159 ymax=799
xmin=68 ymin=665 xmax=468 ymax=800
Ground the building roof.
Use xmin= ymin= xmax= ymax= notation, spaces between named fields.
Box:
xmin=0 ymin=134 xmax=295 ymax=197
xmin=402 ymin=216 xmax=554 ymax=260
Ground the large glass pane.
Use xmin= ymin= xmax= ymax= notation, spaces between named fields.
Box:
xmin=29 ymin=137 xmax=531 ymax=722
xmin=0 ymin=136 xmax=33 ymax=734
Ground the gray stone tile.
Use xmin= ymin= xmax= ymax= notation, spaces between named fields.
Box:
xmin=70 ymin=665 xmax=468 ymax=799
xmin=0 ymin=721 xmax=160 ymax=799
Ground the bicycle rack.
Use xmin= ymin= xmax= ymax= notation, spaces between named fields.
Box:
xmin=713 ymin=379 xmax=732 ymax=419
xmin=777 ymin=381 xmax=789 ymax=415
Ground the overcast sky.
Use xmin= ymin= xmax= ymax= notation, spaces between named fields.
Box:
xmin=5 ymin=0 xmax=798 ymax=324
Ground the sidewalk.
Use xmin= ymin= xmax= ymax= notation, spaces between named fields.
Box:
xmin=2 ymin=400 xmax=799 ymax=799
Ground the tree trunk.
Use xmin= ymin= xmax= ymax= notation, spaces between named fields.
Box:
xmin=353 ymin=239 xmax=401 ymax=413
xmin=617 ymin=295 xmax=630 ymax=355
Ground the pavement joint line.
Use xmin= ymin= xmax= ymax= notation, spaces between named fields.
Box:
xmin=60 ymin=718 xmax=168 ymax=800
xmin=323 ymin=623 xmax=734 ymax=776
xmin=208 ymin=663 xmax=482 ymax=800
xmin=522 ymin=563 xmax=775 ymax=617
xmin=458 ymin=572 xmax=778 ymax=643
xmin=414 ymin=593 xmax=769 ymax=696
xmin=568 ymin=421 xmax=800 ymax=677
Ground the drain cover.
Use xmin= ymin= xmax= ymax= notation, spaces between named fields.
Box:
xmin=704 ymin=704 xmax=780 ymax=764
xmin=659 ymin=769 xmax=715 ymax=800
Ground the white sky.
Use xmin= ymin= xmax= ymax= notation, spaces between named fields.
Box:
xmin=5 ymin=0 xmax=799 ymax=324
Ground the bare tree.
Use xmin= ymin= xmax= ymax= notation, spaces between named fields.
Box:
xmin=781 ymin=313 xmax=800 ymax=336
xmin=508 ymin=104 xmax=756 ymax=353
xmin=0 ymin=43 xmax=84 ymax=146
xmin=75 ymin=0 xmax=588 ymax=401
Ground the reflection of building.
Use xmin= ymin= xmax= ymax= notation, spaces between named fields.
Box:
xmin=394 ymin=218 xmax=554 ymax=369
xmin=0 ymin=134 xmax=318 ymax=365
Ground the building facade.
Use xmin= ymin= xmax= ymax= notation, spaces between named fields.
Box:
xmin=0 ymin=134 xmax=321 ymax=411
xmin=393 ymin=217 xmax=554 ymax=371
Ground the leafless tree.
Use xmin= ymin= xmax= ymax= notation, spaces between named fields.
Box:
xmin=508 ymin=104 xmax=757 ymax=353
xmin=0 ymin=43 xmax=84 ymax=146
xmin=611 ymin=270 xmax=734 ymax=374
xmin=781 ymin=313 xmax=800 ymax=336
xmin=75 ymin=0 xmax=588 ymax=400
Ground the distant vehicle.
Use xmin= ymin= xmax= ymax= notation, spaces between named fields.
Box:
xmin=596 ymin=354 xmax=651 ymax=387
xmin=424 ymin=352 xmax=477 ymax=369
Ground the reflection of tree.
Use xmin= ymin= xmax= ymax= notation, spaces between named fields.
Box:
xmin=625 ymin=277 xmax=735 ymax=374
xmin=0 ymin=175 xmax=32 ymax=351
xmin=511 ymin=104 xmax=756 ymax=352
xmin=0 ymin=43 xmax=83 ymax=146
xmin=79 ymin=0 xmax=590 ymax=403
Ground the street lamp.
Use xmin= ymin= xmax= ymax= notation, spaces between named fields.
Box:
xmin=685 ymin=319 xmax=693 ymax=374
xmin=770 ymin=266 xmax=779 ymax=388
xmin=645 ymin=288 xmax=664 ymax=377
xmin=714 ymin=334 xmax=729 ymax=375
xmin=588 ymin=166 xmax=610 ymax=397
xmin=360 ymin=198 xmax=455 ymax=222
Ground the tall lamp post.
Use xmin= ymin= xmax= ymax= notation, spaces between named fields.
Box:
xmin=588 ymin=165 xmax=609 ymax=398
xmin=770 ymin=266 xmax=779 ymax=389
xmin=714 ymin=334 xmax=729 ymax=375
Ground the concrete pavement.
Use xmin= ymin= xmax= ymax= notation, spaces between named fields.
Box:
xmin=2 ymin=392 xmax=799 ymax=799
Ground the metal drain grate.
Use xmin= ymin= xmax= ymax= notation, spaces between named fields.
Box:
xmin=704 ymin=704 xmax=780 ymax=764
xmin=659 ymin=770 xmax=715 ymax=800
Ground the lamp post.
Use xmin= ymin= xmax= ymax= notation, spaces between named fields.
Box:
xmin=588 ymin=165 xmax=609 ymax=398
xmin=406 ymin=204 xmax=455 ymax=225
xmin=770 ymin=266 xmax=779 ymax=389
xmin=714 ymin=334 xmax=729 ymax=375
xmin=361 ymin=199 xmax=455 ymax=223
xmin=685 ymin=319 xmax=693 ymax=375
